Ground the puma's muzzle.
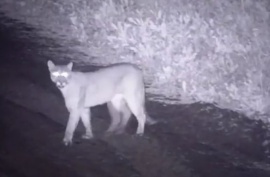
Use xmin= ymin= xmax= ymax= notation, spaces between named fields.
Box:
xmin=56 ymin=81 xmax=68 ymax=88
xmin=51 ymin=72 xmax=71 ymax=89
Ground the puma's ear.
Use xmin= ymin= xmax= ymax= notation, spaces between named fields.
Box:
xmin=67 ymin=62 xmax=73 ymax=71
xmin=47 ymin=60 xmax=55 ymax=71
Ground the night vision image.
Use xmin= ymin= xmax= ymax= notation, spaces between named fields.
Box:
xmin=0 ymin=0 xmax=270 ymax=177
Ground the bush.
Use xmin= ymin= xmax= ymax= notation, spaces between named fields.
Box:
xmin=91 ymin=0 xmax=270 ymax=123
xmin=1 ymin=0 xmax=269 ymax=123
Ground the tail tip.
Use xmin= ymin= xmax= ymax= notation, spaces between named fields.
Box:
xmin=146 ymin=116 xmax=159 ymax=125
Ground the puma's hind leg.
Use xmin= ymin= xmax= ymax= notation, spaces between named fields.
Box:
xmin=115 ymin=101 xmax=132 ymax=134
xmin=106 ymin=94 xmax=131 ymax=134
xmin=106 ymin=101 xmax=121 ymax=133
xmin=125 ymin=92 xmax=146 ymax=136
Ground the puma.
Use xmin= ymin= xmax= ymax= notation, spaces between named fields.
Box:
xmin=47 ymin=60 xmax=156 ymax=145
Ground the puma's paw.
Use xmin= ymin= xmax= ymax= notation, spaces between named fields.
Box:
xmin=104 ymin=130 xmax=114 ymax=138
xmin=63 ymin=137 xmax=73 ymax=146
xmin=135 ymin=132 xmax=144 ymax=137
xmin=130 ymin=133 xmax=143 ymax=140
xmin=106 ymin=127 xmax=117 ymax=134
xmin=63 ymin=133 xmax=73 ymax=146
xmin=82 ymin=133 xmax=93 ymax=139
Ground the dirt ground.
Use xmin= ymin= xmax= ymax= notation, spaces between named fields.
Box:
xmin=0 ymin=13 xmax=270 ymax=177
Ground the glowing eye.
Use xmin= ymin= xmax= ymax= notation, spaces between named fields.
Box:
xmin=52 ymin=72 xmax=60 ymax=77
xmin=61 ymin=72 xmax=69 ymax=77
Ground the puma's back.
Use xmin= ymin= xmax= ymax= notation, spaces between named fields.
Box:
xmin=81 ymin=64 xmax=145 ymax=107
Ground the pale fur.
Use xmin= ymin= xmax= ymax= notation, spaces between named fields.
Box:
xmin=47 ymin=60 xmax=156 ymax=145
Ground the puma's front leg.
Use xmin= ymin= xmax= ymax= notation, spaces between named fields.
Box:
xmin=63 ymin=109 xmax=80 ymax=146
xmin=80 ymin=108 xmax=93 ymax=139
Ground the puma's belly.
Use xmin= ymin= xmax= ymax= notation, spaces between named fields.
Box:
xmin=83 ymin=72 xmax=133 ymax=107
xmin=84 ymin=86 xmax=117 ymax=107
xmin=85 ymin=93 xmax=124 ymax=107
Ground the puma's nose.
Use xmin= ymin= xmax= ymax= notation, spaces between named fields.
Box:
xmin=56 ymin=82 xmax=67 ymax=88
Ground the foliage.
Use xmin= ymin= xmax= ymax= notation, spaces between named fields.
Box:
xmin=1 ymin=0 xmax=269 ymax=123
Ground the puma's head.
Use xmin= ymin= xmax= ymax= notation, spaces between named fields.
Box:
xmin=47 ymin=60 xmax=73 ymax=89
